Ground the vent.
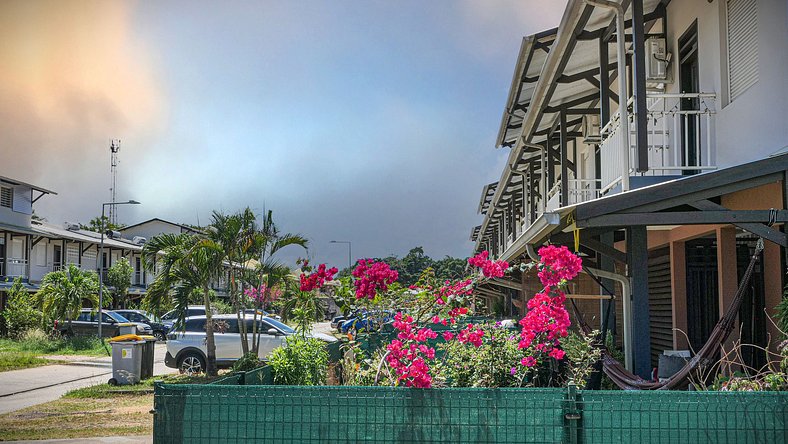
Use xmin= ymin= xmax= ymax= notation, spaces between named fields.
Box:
xmin=0 ymin=187 xmax=11 ymax=209
xmin=726 ymin=0 xmax=758 ymax=102
xmin=64 ymin=222 xmax=81 ymax=231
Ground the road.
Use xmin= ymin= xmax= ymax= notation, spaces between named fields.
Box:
xmin=0 ymin=343 xmax=177 ymax=415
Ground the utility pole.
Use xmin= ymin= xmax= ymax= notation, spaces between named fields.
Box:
xmin=109 ymin=140 xmax=121 ymax=226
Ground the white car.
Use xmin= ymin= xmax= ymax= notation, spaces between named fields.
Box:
xmin=164 ymin=313 xmax=336 ymax=374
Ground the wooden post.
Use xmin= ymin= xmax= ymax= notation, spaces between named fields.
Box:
xmin=627 ymin=226 xmax=652 ymax=379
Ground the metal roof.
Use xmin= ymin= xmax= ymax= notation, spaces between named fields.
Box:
xmin=476 ymin=0 xmax=667 ymax=252
xmin=31 ymin=221 xmax=141 ymax=250
xmin=0 ymin=175 xmax=57 ymax=195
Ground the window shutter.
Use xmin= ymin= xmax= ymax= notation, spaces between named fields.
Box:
xmin=726 ymin=0 xmax=758 ymax=102
xmin=0 ymin=187 xmax=12 ymax=208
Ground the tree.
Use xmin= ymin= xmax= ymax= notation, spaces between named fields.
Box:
xmin=80 ymin=215 xmax=125 ymax=233
xmin=1 ymin=277 xmax=43 ymax=336
xmin=107 ymin=257 xmax=133 ymax=308
xmin=209 ymin=208 xmax=308 ymax=355
xmin=39 ymin=265 xmax=100 ymax=332
xmin=337 ymin=247 xmax=467 ymax=287
xmin=142 ymin=233 xmax=223 ymax=376
xmin=432 ymin=256 xmax=467 ymax=281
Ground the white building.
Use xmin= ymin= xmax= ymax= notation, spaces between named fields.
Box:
xmin=472 ymin=0 xmax=787 ymax=380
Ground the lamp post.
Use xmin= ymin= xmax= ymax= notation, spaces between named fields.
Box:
xmin=98 ymin=199 xmax=140 ymax=338
xmin=329 ymin=240 xmax=352 ymax=270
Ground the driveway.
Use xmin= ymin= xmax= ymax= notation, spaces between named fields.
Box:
xmin=0 ymin=343 xmax=177 ymax=414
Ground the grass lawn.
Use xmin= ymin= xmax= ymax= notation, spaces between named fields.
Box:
xmin=0 ymin=374 xmax=212 ymax=441
xmin=0 ymin=334 xmax=110 ymax=372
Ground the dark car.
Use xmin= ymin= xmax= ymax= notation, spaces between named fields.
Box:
xmin=56 ymin=309 xmax=153 ymax=338
xmin=114 ymin=309 xmax=169 ymax=341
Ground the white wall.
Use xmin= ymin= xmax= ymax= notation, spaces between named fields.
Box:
xmin=665 ymin=0 xmax=788 ymax=168
xmin=122 ymin=220 xmax=186 ymax=241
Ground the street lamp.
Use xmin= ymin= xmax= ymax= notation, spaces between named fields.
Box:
xmin=329 ymin=240 xmax=352 ymax=270
xmin=98 ymin=199 xmax=141 ymax=338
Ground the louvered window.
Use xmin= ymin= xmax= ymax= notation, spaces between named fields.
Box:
xmin=0 ymin=187 xmax=11 ymax=208
xmin=726 ymin=0 xmax=758 ymax=102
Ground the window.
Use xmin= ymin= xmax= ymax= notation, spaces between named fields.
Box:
xmin=77 ymin=312 xmax=92 ymax=322
xmin=0 ymin=187 xmax=11 ymax=209
xmin=726 ymin=0 xmax=758 ymax=102
xmin=185 ymin=319 xmax=206 ymax=332
xmin=66 ymin=245 xmax=79 ymax=266
xmin=34 ymin=244 xmax=46 ymax=266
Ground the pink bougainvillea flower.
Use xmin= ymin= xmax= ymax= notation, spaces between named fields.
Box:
xmin=299 ymin=263 xmax=338 ymax=292
xmin=468 ymin=251 xmax=509 ymax=278
xmin=352 ymin=259 xmax=399 ymax=299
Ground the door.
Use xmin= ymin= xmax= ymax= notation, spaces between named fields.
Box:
xmin=685 ymin=238 xmax=719 ymax=353
xmin=679 ymin=21 xmax=700 ymax=174
xmin=255 ymin=321 xmax=286 ymax=358
xmin=0 ymin=241 xmax=5 ymax=276
xmin=52 ymin=245 xmax=62 ymax=271
xmin=736 ymin=238 xmax=766 ymax=370
xmin=213 ymin=318 xmax=242 ymax=361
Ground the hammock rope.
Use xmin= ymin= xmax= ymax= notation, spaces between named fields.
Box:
xmin=575 ymin=236 xmax=766 ymax=390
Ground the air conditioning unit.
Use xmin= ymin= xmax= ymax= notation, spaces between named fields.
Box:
xmin=581 ymin=114 xmax=601 ymax=144
xmin=106 ymin=230 xmax=122 ymax=239
xmin=645 ymin=37 xmax=671 ymax=82
xmin=64 ymin=222 xmax=81 ymax=231
xmin=132 ymin=236 xmax=147 ymax=245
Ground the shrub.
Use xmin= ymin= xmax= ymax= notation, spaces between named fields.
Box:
xmin=232 ymin=351 xmax=262 ymax=373
xmin=437 ymin=323 xmax=529 ymax=388
xmin=269 ymin=336 xmax=328 ymax=385
xmin=562 ymin=330 xmax=601 ymax=386
xmin=1 ymin=278 xmax=43 ymax=337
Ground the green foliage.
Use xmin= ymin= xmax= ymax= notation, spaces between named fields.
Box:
xmin=562 ymin=330 xmax=602 ymax=386
xmin=79 ymin=215 xmax=125 ymax=233
xmin=775 ymin=284 xmax=788 ymax=339
xmin=39 ymin=265 xmax=101 ymax=326
xmin=232 ymin=351 xmax=263 ymax=373
xmin=281 ymin=290 xmax=326 ymax=335
xmin=269 ymin=336 xmax=328 ymax=385
xmin=106 ymin=258 xmax=133 ymax=307
xmin=1 ymin=277 xmax=43 ymax=337
xmin=211 ymin=297 xmax=232 ymax=314
xmin=437 ymin=323 xmax=528 ymax=388
xmin=0 ymin=329 xmax=108 ymax=357
xmin=337 ymin=246 xmax=467 ymax=287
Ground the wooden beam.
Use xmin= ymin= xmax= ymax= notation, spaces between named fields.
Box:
xmin=578 ymin=209 xmax=788 ymax=228
xmin=581 ymin=237 xmax=627 ymax=263
xmin=689 ymin=200 xmax=788 ymax=247
xmin=628 ymin=226 xmax=651 ymax=379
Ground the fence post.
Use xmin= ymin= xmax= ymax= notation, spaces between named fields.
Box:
xmin=564 ymin=383 xmax=581 ymax=444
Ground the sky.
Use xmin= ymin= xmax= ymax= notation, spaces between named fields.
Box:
xmin=0 ymin=0 xmax=566 ymax=270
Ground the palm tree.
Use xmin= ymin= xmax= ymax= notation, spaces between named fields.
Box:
xmin=208 ymin=208 xmax=307 ymax=355
xmin=142 ymin=233 xmax=223 ymax=376
xmin=39 ymin=265 xmax=100 ymax=333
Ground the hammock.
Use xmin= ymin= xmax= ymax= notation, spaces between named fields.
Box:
xmin=574 ymin=238 xmax=765 ymax=390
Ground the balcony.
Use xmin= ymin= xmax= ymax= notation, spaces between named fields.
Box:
xmin=600 ymin=93 xmax=717 ymax=194
xmin=1 ymin=258 xmax=28 ymax=279
xmin=546 ymin=179 xmax=602 ymax=211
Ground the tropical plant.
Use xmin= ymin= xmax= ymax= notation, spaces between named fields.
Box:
xmin=106 ymin=257 xmax=133 ymax=308
xmin=562 ymin=329 xmax=602 ymax=386
xmin=142 ymin=233 xmax=223 ymax=376
xmin=39 ymin=265 xmax=100 ymax=332
xmin=1 ymin=277 xmax=43 ymax=337
xmin=207 ymin=208 xmax=307 ymax=355
xmin=269 ymin=336 xmax=328 ymax=385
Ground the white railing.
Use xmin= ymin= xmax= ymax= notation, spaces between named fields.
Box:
xmin=600 ymin=93 xmax=717 ymax=193
xmin=546 ymin=182 xmax=562 ymax=211
xmin=568 ymin=179 xmax=602 ymax=204
xmin=3 ymin=258 xmax=28 ymax=278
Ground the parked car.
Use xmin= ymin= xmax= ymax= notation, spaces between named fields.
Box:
xmin=330 ymin=315 xmax=347 ymax=330
xmin=340 ymin=310 xmax=394 ymax=334
xmin=56 ymin=309 xmax=153 ymax=338
xmin=114 ymin=309 xmax=169 ymax=341
xmin=160 ymin=305 xmax=218 ymax=331
xmin=241 ymin=308 xmax=282 ymax=321
xmin=164 ymin=314 xmax=336 ymax=374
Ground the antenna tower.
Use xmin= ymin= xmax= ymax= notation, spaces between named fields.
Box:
xmin=109 ymin=139 xmax=121 ymax=225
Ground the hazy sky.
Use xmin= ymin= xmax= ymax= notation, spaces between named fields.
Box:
xmin=0 ymin=0 xmax=565 ymax=269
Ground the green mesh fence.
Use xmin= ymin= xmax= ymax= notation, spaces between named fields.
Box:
xmin=154 ymin=383 xmax=788 ymax=444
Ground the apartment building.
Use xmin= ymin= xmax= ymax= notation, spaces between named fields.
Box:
xmin=472 ymin=0 xmax=787 ymax=379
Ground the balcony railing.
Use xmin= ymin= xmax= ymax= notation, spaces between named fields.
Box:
xmin=544 ymin=178 xmax=602 ymax=212
xmin=600 ymin=93 xmax=717 ymax=193
xmin=2 ymin=258 xmax=28 ymax=278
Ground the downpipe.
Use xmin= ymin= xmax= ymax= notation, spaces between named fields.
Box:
xmin=583 ymin=0 xmax=630 ymax=191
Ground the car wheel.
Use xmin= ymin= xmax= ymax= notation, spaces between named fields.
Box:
xmin=153 ymin=331 xmax=167 ymax=342
xmin=178 ymin=352 xmax=205 ymax=375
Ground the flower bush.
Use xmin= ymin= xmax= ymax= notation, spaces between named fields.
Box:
xmin=352 ymin=259 xmax=399 ymax=299
xmin=385 ymin=312 xmax=438 ymax=388
xmin=517 ymin=245 xmax=581 ymax=370
xmin=299 ymin=263 xmax=338 ymax=292
xmin=269 ymin=336 xmax=329 ymax=385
